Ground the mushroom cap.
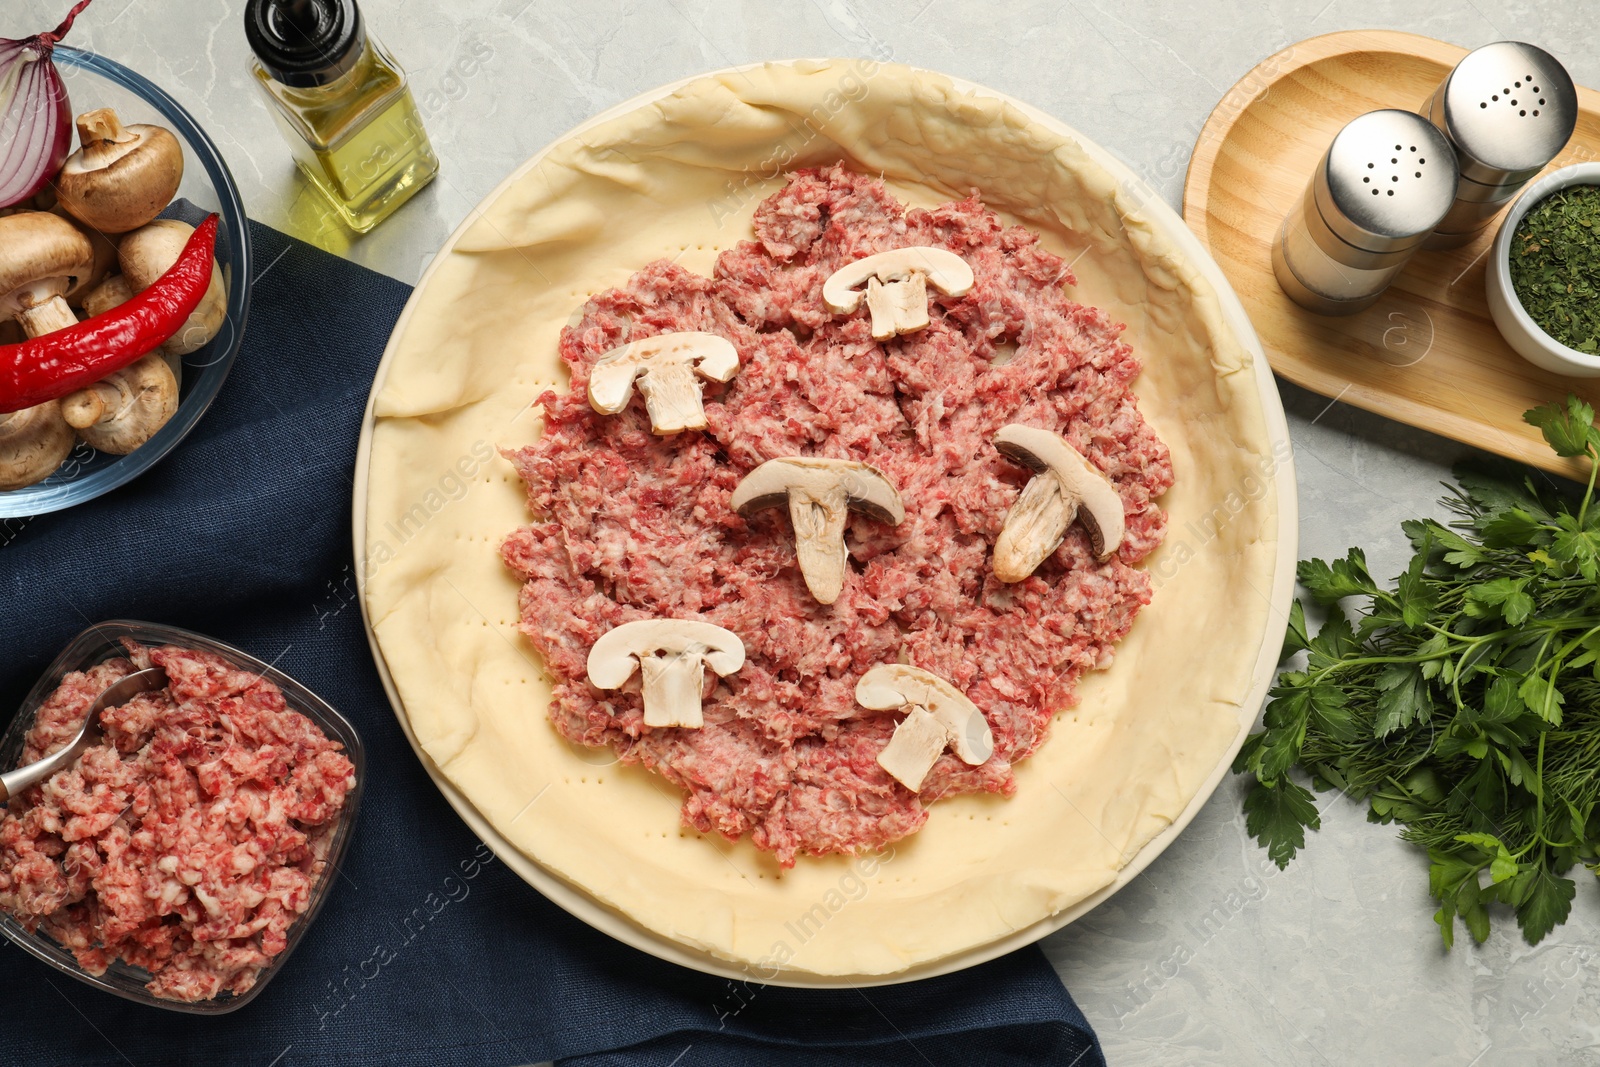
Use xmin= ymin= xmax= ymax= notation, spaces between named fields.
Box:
xmin=119 ymin=220 xmax=226 ymax=354
xmin=0 ymin=212 xmax=96 ymax=320
xmin=586 ymin=619 xmax=746 ymax=690
xmin=55 ymin=110 xmax=185 ymax=235
xmin=81 ymin=274 xmax=134 ymax=319
xmin=823 ymin=246 xmax=975 ymax=314
xmin=61 ymin=353 xmax=179 ymax=455
xmin=729 ymin=457 xmax=906 ymax=525
xmin=587 ymin=332 xmax=740 ymax=415
xmin=994 ymin=424 xmax=1126 ymax=560
xmin=856 ymin=664 xmax=994 ymax=765
xmin=0 ymin=402 xmax=75 ymax=490
xmin=60 ymin=215 xmax=120 ymax=306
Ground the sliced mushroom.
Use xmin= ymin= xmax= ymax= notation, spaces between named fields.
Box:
xmin=856 ymin=664 xmax=994 ymax=792
xmin=55 ymin=109 xmax=184 ymax=235
xmin=822 ymin=247 xmax=975 ymax=340
xmin=587 ymin=332 xmax=739 ymax=435
xmin=586 ymin=619 xmax=745 ymax=729
xmin=729 ymin=457 xmax=905 ymax=605
xmin=0 ymin=212 xmax=97 ymax=486
xmin=120 ymin=220 xmax=226 ymax=357
xmin=61 ymin=354 xmax=179 ymax=455
xmin=991 ymin=424 xmax=1126 ymax=580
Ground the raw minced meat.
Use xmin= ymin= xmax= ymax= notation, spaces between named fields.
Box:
xmin=0 ymin=642 xmax=355 ymax=1002
xmin=502 ymin=166 xmax=1172 ymax=866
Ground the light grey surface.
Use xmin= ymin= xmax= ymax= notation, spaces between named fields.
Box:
xmin=17 ymin=0 xmax=1600 ymax=1063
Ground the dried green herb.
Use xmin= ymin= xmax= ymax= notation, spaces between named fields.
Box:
xmin=1509 ymin=185 xmax=1600 ymax=355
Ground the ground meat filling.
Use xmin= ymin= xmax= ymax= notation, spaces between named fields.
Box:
xmin=0 ymin=643 xmax=355 ymax=1002
xmin=503 ymin=166 xmax=1173 ymax=867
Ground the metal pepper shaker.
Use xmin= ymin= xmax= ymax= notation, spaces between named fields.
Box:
xmin=1421 ymin=41 xmax=1578 ymax=248
xmin=1273 ymin=110 xmax=1459 ymax=316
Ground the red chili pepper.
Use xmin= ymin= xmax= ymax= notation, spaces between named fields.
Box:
xmin=0 ymin=213 xmax=219 ymax=414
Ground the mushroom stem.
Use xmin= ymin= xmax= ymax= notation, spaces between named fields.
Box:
xmin=993 ymin=472 xmax=1075 ymax=583
xmin=59 ymin=354 xmax=178 ymax=455
xmin=788 ymin=482 xmax=852 ymax=605
xmin=16 ymin=294 xmax=79 ymax=338
xmin=60 ymin=382 xmax=114 ymax=430
xmin=76 ymin=108 xmax=136 ymax=158
xmin=635 ymin=357 xmax=711 ymax=434
xmin=638 ymin=647 xmax=710 ymax=729
xmin=878 ymin=706 xmax=949 ymax=793
xmin=865 ymin=273 xmax=930 ymax=341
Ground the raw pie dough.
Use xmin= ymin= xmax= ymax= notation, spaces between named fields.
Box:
xmin=363 ymin=60 xmax=1278 ymax=977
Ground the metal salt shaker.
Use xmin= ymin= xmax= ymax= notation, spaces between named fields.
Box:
xmin=1273 ymin=109 xmax=1458 ymax=316
xmin=1421 ymin=41 xmax=1578 ymax=248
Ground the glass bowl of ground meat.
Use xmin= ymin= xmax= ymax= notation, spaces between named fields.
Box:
xmin=0 ymin=621 xmax=363 ymax=1013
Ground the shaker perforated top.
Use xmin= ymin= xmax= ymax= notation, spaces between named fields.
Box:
xmin=1317 ymin=110 xmax=1459 ymax=251
xmin=244 ymin=0 xmax=367 ymax=88
xmin=1431 ymin=41 xmax=1577 ymax=183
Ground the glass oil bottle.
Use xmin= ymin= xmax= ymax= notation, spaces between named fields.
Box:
xmin=244 ymin=0 xmax=438 ymax=233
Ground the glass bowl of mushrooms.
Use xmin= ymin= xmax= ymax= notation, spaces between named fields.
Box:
xmin=0 ymin=44 xmax=251 ymax=518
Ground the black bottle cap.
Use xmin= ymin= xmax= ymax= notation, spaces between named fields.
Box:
xmin=245 ymin=0 xmax=366 ymax=88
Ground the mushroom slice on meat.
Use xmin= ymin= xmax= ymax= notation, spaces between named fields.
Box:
xmin=856 ymin=664 xmax=995 ymax=792
xmin=730 ymin=457 xmax=905 ymax=606
xmin=822 ymin=247 xmax=974 ymax=340
xmin=586 ymin=619 xmax=745 ymax=729
xmin=991 ymin=424 xmax=1126 ymax=581
xmin=587 ymin=332 xmax=740 ymax=435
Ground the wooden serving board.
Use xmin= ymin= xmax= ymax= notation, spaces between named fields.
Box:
xmin=1183 ymin=30 xmax=1598 ymax=481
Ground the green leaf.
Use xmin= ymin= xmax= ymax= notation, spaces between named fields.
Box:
xmin=1437 ymin=527 xmax=1488 ymax=569
xmin=1396 ymin=550 xmax=1438 ymax=629
xmin=1416 ymin=632 xmax=1452 ymax=680
xmin=1298 ymin=549 xmax=1377 ymax=605
xmin=1307 ymin=611 xmax=1358 ymax=670
xmin=1524 ymin=396 xmax=1596 ymax=458
xmin=1480 ymin=674 xmax=1527 ymax=723
xmin=1481 ymin=508 xmax=1548 ymax=550
xmin=1243 ymin=778 xmax=1320 ymax=869
xmin=1308 ymin=685 xmax=1359 ymax=743
xmin=1454 ymin=460 xmax=1553 ymax=519
xmin=1280 ymin=599 xmax=1310 ymax=660
xmin=1464 ymin=577 xmax=1537 ymax=626
xmin=1518 ymin=672 xmax=1567 ymax=725
xmin=1516 ymin=866 xmax=1577 ymax=945
xmin=1463 ymin=899 xmax=1492 ymax=943
xmin=1434 ymin=901 xmax=1457 ymax=949
xmin=1375 ymin=664 xmax=1431 ymax=736
xmin=1550 ymin=517 xmax=1600 ymax=581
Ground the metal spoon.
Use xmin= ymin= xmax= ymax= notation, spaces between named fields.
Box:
xmin=0 ymin=667 xmax=168 ymax=804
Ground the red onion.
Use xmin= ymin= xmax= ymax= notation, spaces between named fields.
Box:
xmin=0 ymin=1 xmax=93 ymax=210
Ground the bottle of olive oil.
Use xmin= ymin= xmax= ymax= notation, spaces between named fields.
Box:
xmin=244 ymin=0 xmax=438 ymax=233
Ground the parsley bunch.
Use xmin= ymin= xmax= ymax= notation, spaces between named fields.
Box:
xmin=1234 ymin=397 xmax=1600 ymax=947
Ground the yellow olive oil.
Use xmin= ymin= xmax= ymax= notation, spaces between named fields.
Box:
xmin=245 ymin=0 xmax=437 ymax=233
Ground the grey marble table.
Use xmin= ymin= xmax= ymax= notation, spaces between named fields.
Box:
xmin=17 ymin=0 xmax=1600 ymax=1063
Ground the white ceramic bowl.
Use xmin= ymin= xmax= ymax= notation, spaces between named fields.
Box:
xmin=1485 ymin=162 xmax=1600 ymax=378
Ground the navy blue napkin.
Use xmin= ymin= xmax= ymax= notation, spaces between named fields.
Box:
xmin=0 ymin=219 xmax=1105 ymax=1067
